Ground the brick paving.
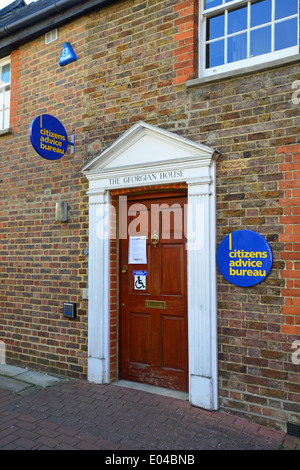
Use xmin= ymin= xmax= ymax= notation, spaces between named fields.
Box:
xmin=1 ymin=378 xmax=299 ymax=451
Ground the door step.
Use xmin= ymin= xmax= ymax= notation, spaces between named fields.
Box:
xmin=113 ymin=379 xmax=189 ymax=401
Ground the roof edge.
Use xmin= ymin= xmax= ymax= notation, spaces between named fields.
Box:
xmin=0 ymin=0 xmax=26 ymax=18
xmin=0 ymin=0 xmax=119 ymax=57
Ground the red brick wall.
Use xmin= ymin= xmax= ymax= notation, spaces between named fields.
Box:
xmin=186 ymin=64 xmax=300 ymax=430
xmin=279 ymin=144 xmax=300 ymax=336
xmin=83 ymin=0 xmax=199 ymax=155
xmin=173 ymin=0 xmax=199 ymax=84
xmin=0 ymin=17 xmax=89 ymax=379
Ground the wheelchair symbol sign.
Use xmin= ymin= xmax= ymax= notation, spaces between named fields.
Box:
xmin=133 ymin=271 xmax=147 ymax=290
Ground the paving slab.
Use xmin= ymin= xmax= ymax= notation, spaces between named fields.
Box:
xmin=0 ymin=364 xmax=28 ymax=377
xmin=0 ymin=375 xmax=33 ymax=393
xmin=14 ymin=371 xmax=60 ymax=387
xmin=0 ymin=365 xmax=61 ymax=392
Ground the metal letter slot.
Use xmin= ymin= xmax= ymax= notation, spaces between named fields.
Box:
xmin=145 ymin=300 xmax=166 ymax=309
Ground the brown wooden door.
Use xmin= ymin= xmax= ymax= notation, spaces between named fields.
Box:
xmin=119 ymin=192 xmax=188 ymax=392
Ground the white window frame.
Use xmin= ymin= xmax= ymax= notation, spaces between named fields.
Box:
xmin=199 ymin=0 xmax=299 ymax=77
xmin=0 ymin=56 xmax=11 ymax=131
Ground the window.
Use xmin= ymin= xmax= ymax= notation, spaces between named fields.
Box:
xmin=201 ymin=0 xmax=299 ymax=76
xmin=0 ymin=58 xmax=10 ymax=130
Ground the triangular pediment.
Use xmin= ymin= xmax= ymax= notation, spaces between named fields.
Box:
xmin=82 ymin=121 xmax=218 ymax=174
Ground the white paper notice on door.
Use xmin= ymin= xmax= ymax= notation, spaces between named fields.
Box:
xmin=128 ymin=236 xmax=147 ymax=264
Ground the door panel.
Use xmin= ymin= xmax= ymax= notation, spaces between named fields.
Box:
xmin=129 ymin=313 xmax=150 ymax=365
xmin=162 ymin=316 xmax=184 ymax=370
xmin=119 ymin=192 xmax=188 ymax=392
xmin=161 ymin=244 xmax=184 ymax=296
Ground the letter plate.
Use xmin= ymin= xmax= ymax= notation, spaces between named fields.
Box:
xmin=145 ymin=300 xmax=166 ymax=309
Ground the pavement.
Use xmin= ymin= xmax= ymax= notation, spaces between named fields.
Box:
xmin=0 ymin=364 xmax=299 ymax=452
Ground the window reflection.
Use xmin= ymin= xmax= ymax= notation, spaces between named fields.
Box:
xmin=251 ymin=0 xmax=271 ymax=27
xmin=205 ymin=0 xmax=298 ymax=71
xmin=205 ymin=0 xmax=222 ymax=9
xmin=228 ymin=7 xmax=247 ymax=34
xmin=228 ymin=33 xmax=247 ymax=63
xmin=250 ymin=26 xmax=271 ymax=56
xmin=275 ymin=18 xmax=298 ymax=50
xmin=207 ymin=14 xmax=224 ymax=40
xmin=1 ymin=64 xmax=10 ymax=85
xmin=207 ymin=40 xmax=224 ymax=68
xmin=275 ymin=0 xmax=297 ymax=20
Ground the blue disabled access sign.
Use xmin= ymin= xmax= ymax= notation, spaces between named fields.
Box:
xmin=29 ymin=114 xmax=69 ymax=160
xmin=217 ymin=230 xmax=273 ymax=287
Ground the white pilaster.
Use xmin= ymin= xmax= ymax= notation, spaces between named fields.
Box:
xmin=187 ymin=165 xmax=218 ymax=410
xmin=87 ymin=191 xmax=110 ymax=384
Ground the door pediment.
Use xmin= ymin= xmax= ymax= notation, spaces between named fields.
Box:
xmin=82 ymin=121 xmax=218 ymax=174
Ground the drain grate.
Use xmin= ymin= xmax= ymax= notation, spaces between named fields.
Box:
xmin=287 ymin=422 xmax=300 ymax=438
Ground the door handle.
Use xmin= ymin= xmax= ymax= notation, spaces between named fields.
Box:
xmin=151 ymin=230 xmax=159 ymax=247
xmin=122 ymin=265 xmax=127 ymax=273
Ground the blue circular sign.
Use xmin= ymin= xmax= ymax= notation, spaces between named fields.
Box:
xmin=29 ymin=114 xmax=68 ymax=160
xmin=217 ymin=230 xmax=273 ymax=287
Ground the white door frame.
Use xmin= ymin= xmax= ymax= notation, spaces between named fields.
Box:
xmin=82 ymin=122 xmax=219 ymax=410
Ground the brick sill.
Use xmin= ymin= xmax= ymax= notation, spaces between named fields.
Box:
xmin=186 ymin=54 xmax=300 ymax=88
xmin=0 ymin=128 xmax=12 ymax=136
